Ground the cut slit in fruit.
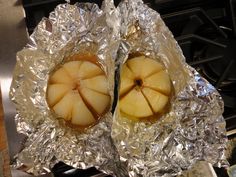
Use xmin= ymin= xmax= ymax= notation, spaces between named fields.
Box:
xmin=77 ymin=89 xmax=100 ymax=119
xmin=122 ymin=64 xmax=135 ymax=80
xmin=119 ymin=77 xmax=135 ymax=97
xmin=47 ymin=84 xmax=72 ymax=106
xmin=143 ymin=86 xmax=169 ymax=97
xmin=50 ymin=67 xmax=73 ymax=85
xmin=71 ymin=93 xmax=96 ymax=126
xmin=120 ymin=88 xmax=153 ymax=118
xmin=143 ymin=70 xmax=171 ymax=95
xmin=120 ymin=64 xmax=136 ymax=96
xmin=63 ymin=61 xmax=81 ymax=78
xmin=126 ymin=56 xmax=164 ymax=78
xmin=80 ymin=75 xmax=109 ymax=94
xmin=80 ymin=87 xmax=110 ymax=115
xmin=140 ymin=89 xmax=155 ymax=114
xmin=142 ymin=87 xmax=169 ymax=113
xmin=125 ymin=63 xmax=136 ymax=77
xmin=119 ymin=85 xmax=135 ymax=99
xmin=77 ymin=61 xmax=104 ymax=79
xmin=53 ymin=91 xmax=75 ymax=121
xmin=143 ymin=68 xmax=163 ymax=79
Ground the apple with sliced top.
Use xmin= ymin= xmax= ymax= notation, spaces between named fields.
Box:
xmin=119 ymin=56 xmax=171 ymax=120
xmin=47 ymin=56 xmax=111 ymax=128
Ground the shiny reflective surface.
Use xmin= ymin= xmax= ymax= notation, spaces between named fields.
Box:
xmin=0 ymin=0 xmax=27 ymax=163
xmin=0 ymin=0 xmax=50 ymax=176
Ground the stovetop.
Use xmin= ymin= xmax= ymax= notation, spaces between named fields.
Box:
xmin=157 ymin=0 xmax=236 ymax=132
xmin=7 ymin=0 xmax=236 ymax=176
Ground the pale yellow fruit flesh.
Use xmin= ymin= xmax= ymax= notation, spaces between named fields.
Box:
xmin=77 ymin=61 xmax=103 ymax=79
xmin=120 ymin=77 xmax=134 ymax=96
xmin=80 ymin=87 xmax=110 ymax=115
xmin=142 ymin=87 xmax=168 ymax=113
xmin=47 ymin=84 xmax=72 ymax=106
xmin=63 ymin=61 xmax=81 ymax=78
xmin=119 ymin=56 xmax=171 ymax=120
xmin=143 ymin=70 xmax=171 ymax=95
xmin=71 ymin=93 xmax=95 ymax=126
xmin=80 ymin=75 xmax=109 ymax=94
xmin=121 ymin=64 xmax=135 ymax=79
xmin=126 ymin=56 xmax=163 ymax=78
xmin=47 ymin=58 xmax=110 ymax=128
xmin=50 ymin=67 xmax=73 ymax=85
xmin=53 ymin=91 xmax=75 ymax=121
xmin=120 ymin=88 xmax=153 ymax=118
xmin=120 ymin=64 xmax=135 ymax=96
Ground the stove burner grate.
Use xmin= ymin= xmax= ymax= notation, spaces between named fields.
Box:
xmin=162 ymin=3 xmax=236 ymax=131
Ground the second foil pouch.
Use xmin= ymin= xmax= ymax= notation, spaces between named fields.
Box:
xmin=9 ymin=2 xmax=126 ymax=176
xmin=112 ymin=0 xmax=228 ymax=176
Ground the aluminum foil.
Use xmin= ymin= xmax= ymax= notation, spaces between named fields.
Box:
xmin=111 ymin=0 xmax=229 ymax=176
xmin=9 ymin=2 xmax=127 ymax=176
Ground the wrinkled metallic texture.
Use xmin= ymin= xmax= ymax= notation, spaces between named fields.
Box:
xmin=9 ymin=2 xmax=127 ymax=176
xmin=111 ymin=0 xmax=228 ymax=176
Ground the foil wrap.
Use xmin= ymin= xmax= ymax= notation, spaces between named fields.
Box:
xmin=10 ymin=2 xmax=126 ymax=176
xmin=111 ymin=0 xmax=228 ymax=176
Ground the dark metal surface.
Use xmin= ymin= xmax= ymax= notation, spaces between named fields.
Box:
xmin=160 ymin=2 xmax=236 ymax=131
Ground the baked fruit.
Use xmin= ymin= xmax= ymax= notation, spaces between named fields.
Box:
xmin=47 ymin=55 xmax=111 ymax=128
xmin=119 ymin=56 xmax=171 ymax=120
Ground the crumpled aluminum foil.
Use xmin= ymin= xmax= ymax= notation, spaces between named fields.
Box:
xmin=9 ymin=2 xmax=127 ymax=176
xmin=111 ymin=0 xmax=228 ymax=176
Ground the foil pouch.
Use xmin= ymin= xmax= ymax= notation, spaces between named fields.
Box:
xmin=9 ymin=2 xmax=126 ymax=176
xmin=111 ymin=0 xmax=229 ymax=176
